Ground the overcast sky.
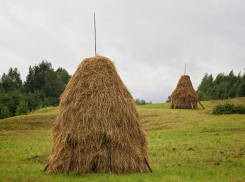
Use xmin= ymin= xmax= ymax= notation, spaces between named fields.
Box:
xmin=1 ymin=0 xmax=245 ymax=103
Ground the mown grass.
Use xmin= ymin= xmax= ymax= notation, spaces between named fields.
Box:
xmin=0 ymin=100 xmax=245 ymax=181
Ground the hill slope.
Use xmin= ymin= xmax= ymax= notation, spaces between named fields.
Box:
xmin=0 ymin=101 xmax=245 ymax=181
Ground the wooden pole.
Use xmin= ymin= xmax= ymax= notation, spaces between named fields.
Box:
xmin=107 ymin=146 xmax=112 ymax=173
xmin=184 ymin=63 xmax=186 ymax=75
xmin=198 ymin=100 xmax=205 ymax=109
xmin=94 ymin=12 xmax=96 ymax=56
xmin=165 ymin=102 xmax=170 ymax=108
xmin=43 ymin=164 xmax=48 ymax=172
xmin=144 ymin=158 xmax=152 ymax=173
xmin=67 ymin=147 xmax=76 ymax=175
xmin=184 ymin=98 xmax=186 ymax=109
xmin=189 ymin=97 xmax=194 ymax=109
xmin=174 ymin=98 xmax=178 ymax=109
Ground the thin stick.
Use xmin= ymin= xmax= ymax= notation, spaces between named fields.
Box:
xmin=94 ymin=12 xmax=96 ymax=56
xmin=43 ymin=164 xmax=48 ymax=172
xmin=184 ymin=63 xmax=186 ymax=75
xmin=198 ymin=100 xmax=205 ymax=109
xmin=67 ymin=147 xmax=76 ymax=175
xmin=165 ymin=102 xmax=170 ymax=108
xmin=184 ymin=83 xmax=187 ymax=109
xmin=144 ymin=158 xmax=152 ymax=173
xmin=189 ymin=97 xmax=194 ymax=109
xmin=174 ymin=98 xmax=178 ymax=109
xmin=107 ymin=146 xmax=112 ymax=173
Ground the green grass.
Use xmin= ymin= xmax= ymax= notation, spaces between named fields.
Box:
xmin=0 ymin=100 xmax=245 ymax=181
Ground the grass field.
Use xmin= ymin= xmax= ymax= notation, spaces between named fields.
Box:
xmin=0 ymin=100 xmax=245 ymax=181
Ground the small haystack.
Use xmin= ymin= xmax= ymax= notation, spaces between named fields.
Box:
xmin=46 ymin=55 xmax=149 ymax=175
xmin=170 ymin=75 xmax=198 ymax=109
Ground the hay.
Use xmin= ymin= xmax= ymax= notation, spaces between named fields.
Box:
xmin=46 ymin=55 xmax=149 ymax=174
xmin=170 ymin=75 xmax=198 ymax=109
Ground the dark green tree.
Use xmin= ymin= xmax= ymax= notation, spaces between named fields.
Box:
xmin=56 ymin=67 xmax=71 ymax=96
xmin=197 ymin=90 xmax=205 ymax=101
xmin=44 ymin=69 xmax=58 ymax=97
xmin=237 ymin=73 xmax=245 ymax=97
xmin=166 ymin=95 xmax=171 ymax=103
xmin=0 ymin=105 xmax=11 ymax=119
xmin=56 ymin=67 xmax=71 ymax=84
xmin=15 ymin=100 xmax=29 ymax=116
xmin=0 ymin=68 xmax=22 ymax=92
xmin=24 ymin=60 xmax=52 ymax=93
xmin=197 ymin=73 xmax=213 ymax=94
xmin=213 ymin=73 xmax=224 ymax=86
xmin=25 ymin=66 xmax=35 ymax=93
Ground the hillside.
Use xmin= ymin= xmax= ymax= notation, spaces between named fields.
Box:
xmin=0 ymin=101 xmax=245 ymax=181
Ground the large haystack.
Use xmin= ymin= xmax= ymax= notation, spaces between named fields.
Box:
xmin=170 ymin=75 xmax=198 ymax=109
xmin=46 ymin=55 xmax=149 ymax=175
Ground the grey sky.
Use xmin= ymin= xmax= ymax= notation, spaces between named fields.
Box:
xmin=1 ymin=0 xmax=245 ymax=103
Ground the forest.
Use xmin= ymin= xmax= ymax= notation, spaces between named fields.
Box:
xmin=0 ymin=60 xmax=71 ymax=119
xmin=197 ymin=69 xmax=245 ymax=101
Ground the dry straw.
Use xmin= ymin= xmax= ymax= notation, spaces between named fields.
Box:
xmin=170 ymin=75 xmax=198 ymax=109
xmin=46 ymin=55 xmax=149 ymax=174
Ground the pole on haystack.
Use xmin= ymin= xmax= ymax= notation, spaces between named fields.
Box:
xmin=144 ymin=158 xmax=152 ymax=173
xmin=67 ymin=147 xmax=76 ymax=175
xmin=184 ymin=63 xmax=186 ymax=75
xmin=189 ymin=96 xmax=194 ymax=109
xmin=107 ymin=146 xmax=112 ymax=173
xmin=94 ymin=12 xmax=97 ymax=56
xmin=165 ymin=102 xmax=170 ymax=108
xmin=198 ymin=100 xmax=205 ymax=109
xmin=43 ymin=164 xmax=48 ymax=172
xmin=184 ymin=83 xmax=187 ymax=109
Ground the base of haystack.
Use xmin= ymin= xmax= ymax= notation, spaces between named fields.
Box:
xmin=45 ymin=148 xmax=152 ymax=175
xmin=170 ymin=105 xmax=197 ymax=109
xmin=170 ymin=98 xmax=198 ymax=109
xmin=46 ymin=145 xmax=150 ymax=175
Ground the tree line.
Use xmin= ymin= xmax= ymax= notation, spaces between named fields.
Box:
xmin=135 ymin=99 xmax=152 ymax=105
xmin=0 ymin=60 xmax=71 ymax=119
xmin=197 ymin=69 xmax=245 ymax=101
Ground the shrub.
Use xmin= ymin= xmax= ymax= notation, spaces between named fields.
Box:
xmin=212 ymin=103 xmax=245 ymax=115
xmin=235 ymin=104 xmax=245 ymax=114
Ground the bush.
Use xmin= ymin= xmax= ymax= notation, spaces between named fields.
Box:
xmin=235 ymin=104 xmax=245 ymax=114
xmin=16 ymin=100 xmax=29 ymax=116
xmin=212 ymin=103 xmax=245 ymax=115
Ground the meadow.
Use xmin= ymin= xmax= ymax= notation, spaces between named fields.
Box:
xmin=0 ymin=100 xmax=245 ymax=181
